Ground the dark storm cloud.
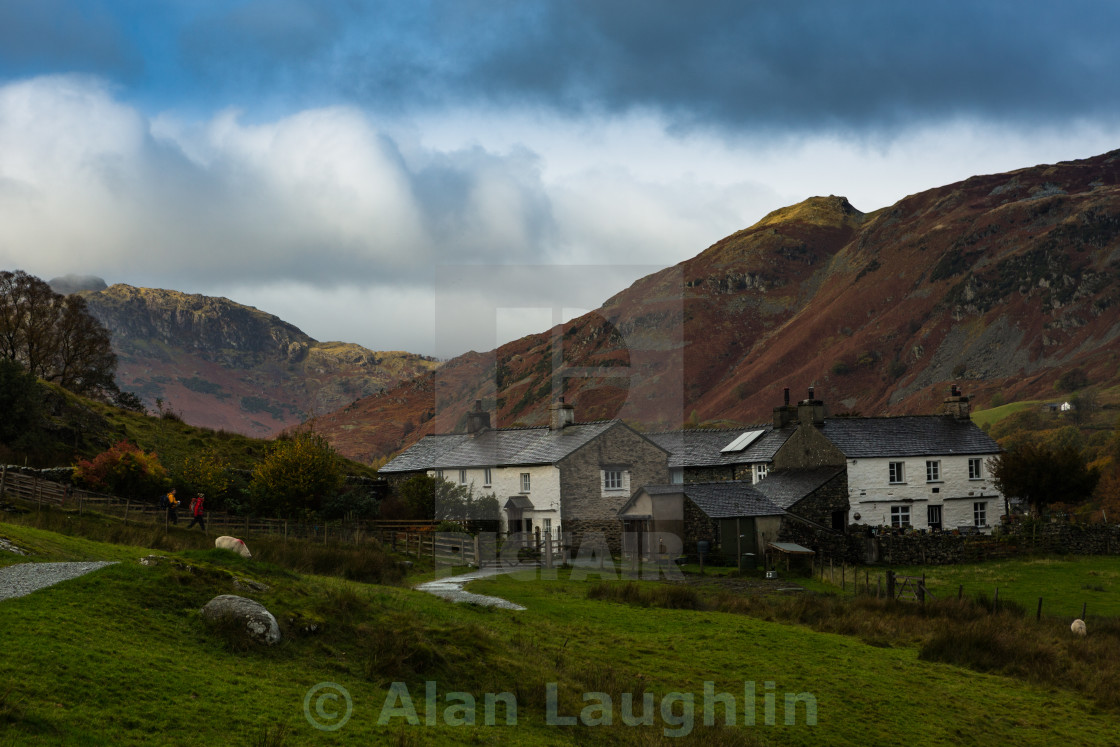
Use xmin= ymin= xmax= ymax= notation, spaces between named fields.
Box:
xmin=427 ymin=0 xmax=1120 ymax=132
xmin=3 ymin=1 xmax=1117 ymax=134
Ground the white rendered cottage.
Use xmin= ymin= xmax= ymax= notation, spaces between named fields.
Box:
xmin=818 ymin=389 xmax=1003 ymax=532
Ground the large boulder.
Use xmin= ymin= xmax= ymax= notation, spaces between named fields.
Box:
xmin=202 ymin=594 xmax=281 ymax=645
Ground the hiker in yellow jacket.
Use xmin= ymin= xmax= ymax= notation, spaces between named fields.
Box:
xmin=165 ymin=488 xmax=180 ymax=525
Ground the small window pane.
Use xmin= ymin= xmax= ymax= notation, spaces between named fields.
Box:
xmin=926 ymin=461 xmax=940 ymax=482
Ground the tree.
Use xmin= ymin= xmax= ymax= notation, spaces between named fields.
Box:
xmin=174 ymin=450 xmax=232 ymax=508
xmin=394 ymin=475 xmax=501 ymax=524
xmin=990 ymin=441 xmax=1100 ymax=516
xmin=0 ymin=270 xmax=117 ymax=397
xmin=0 ymin=358 xmax=41 ymax=449
xmin=73 ymin=441 xmax=171 ymax=502
xmin=248 ymin=432 xmax=344 ymax=518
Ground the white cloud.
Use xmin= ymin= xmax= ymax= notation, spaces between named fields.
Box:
xmin=3 ymin=75 xmax=1119 ymax=357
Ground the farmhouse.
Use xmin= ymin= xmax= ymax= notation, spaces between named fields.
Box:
xmin=379 ymin=399 xmax=669 ymax=551
xmin=821 ymin=389 xmax=1003 ymax=532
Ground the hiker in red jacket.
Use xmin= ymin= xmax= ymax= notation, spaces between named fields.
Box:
xmin=187 ymin=493 xmax=206 ymax=531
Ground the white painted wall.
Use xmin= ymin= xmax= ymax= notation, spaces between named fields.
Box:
xmin=846 ymin=454 xmax=1003 ymax=532
xmin=431 ymin=465 xmax=561 ymax=534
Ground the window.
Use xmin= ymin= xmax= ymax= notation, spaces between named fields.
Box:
xmin=974 ymin=501 xmax=987 ymax=527
xmin=520 ymin=473 xmax=531 ymax=493
xmin=434 ymin=469 xmax=443 ymax=479
xmin=754 ymin=464 xmax=768 ymax=484
xmin=888 ymin=462 xmax=905 ymax=484
xmin=968 ymin=458 xmax=983 ymax=480
xmin=891 ymin=505 xmax=910 ymax=527
xmin=925 ymin=460 xmax=941 ymax=482
xmin=543 ymin=518 xmax=552 ymax=537
xmin=669 ymin=468 xmax=684 ymax=485
xmin=458 ymin=469 xmax=467 ymax=485
xmin=603 ymin=469 xmax=624 ymax=490
xmin=483 ymin=468 xmax=492 ymax=486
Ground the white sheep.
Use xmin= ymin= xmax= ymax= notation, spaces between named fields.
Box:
xmin=1071 ymin=618 xmax=1087 ymax=636
xmin=215 ymin=535 xmax=252 ymax=559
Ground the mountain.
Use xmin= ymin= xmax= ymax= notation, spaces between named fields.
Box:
xmin=79 ymin=285 xmax=439 ymax=437
xmin=310 ymin=148 xmax=1120 ymax=462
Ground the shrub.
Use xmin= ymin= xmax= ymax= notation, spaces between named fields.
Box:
xmin=73 ymin=441 xmax=171 ymax=502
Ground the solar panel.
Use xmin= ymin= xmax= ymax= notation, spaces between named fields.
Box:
xmin=720 ymin=429 xmax=765 ymax=453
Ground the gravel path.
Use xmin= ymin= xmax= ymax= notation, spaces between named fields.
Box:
xmin=415 ymin=566 xmax=527 ymax=610
xmin=0 ymin=562 xmax=118 ymax=602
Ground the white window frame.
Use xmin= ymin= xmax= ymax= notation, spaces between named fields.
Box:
xmin=543 ymin=518 xmax=552 ymax=537
xmin=974 ymin=501 xmax=987 ymax=527
xmin=483 ymin=468 xmax=492 ymax=487
xmin=754 ymin=464 xmax=768 ymax=484
xmin=520 ymin=473 xmax=531 ymax=493
xmin=434 ymin=469 xmax=443 ymax=479
xmin=458 ymin=469 xmax=467 ymax=485
xmin=603 ymin=469 xmax=624 ymax=491
xmin=968 ymin=458 xmax=983 ymax=480
xmin=925 ymin=460 xmax=941 ymax=483
xmin=888 ymin=461 xmax=905 ymax=484
xmin=891 ymin=505 xmax=910 ymax=528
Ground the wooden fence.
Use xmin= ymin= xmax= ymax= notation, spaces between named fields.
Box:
xmin=0 ymin=467 xmax=439 ymax=544
xmin=378 ymin=527 xmax=567 ymax=568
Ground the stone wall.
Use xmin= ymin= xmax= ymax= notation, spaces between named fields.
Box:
xmin=771 ymin=425 xmax=845 ymax=470
xmin=559 ymin=424 xmax=670 ymax=553
xmin=790 ymin=520 xmax=1120 ymax=567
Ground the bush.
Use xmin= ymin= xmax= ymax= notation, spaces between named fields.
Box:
xmin=73 ymin=441 xmax=170 ymax=502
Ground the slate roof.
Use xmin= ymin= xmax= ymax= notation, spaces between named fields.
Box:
xmin=646 ymin=425 xmax=797 ymax=468
xmin=626 ymin=482 xmax=785 ymax=519
xmin=818 ymin=416 xmax=1001 ymax=458
xmin=752 ymin=467 xmax=845 ymax=510
xmin=379 ymin=421 xmax=626 ymax=473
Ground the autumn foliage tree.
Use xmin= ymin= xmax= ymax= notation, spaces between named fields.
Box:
xmin=73 ymin=441 xmax=171 ymax=502
xmin=248 ymin=432 xmax=344 ymax=518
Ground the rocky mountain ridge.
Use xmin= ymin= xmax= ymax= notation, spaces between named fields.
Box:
xmin=308 ymin=149 xmax=1120 ymax=461
xmin=79 ymin=284 xmax=439 ymax=437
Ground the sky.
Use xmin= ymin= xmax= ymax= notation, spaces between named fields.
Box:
xmin=2 ymin=1 xmax=1120 ymax=357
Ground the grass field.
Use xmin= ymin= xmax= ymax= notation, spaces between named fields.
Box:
xmin=5 ymin=517 xmax=1120 ymax=745
xmin=885 ymin=555 xmax=1120 ymax=618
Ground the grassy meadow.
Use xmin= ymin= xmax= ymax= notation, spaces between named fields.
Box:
xmin=4 ymin=509 xmax=1120 ymax=745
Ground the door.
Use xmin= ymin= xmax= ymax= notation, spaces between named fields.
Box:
xmin=927 ymin=505 xmax=942 ymax=531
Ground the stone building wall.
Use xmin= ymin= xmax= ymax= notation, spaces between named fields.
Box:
xmin=559 ymin=424 xmax=669 ymax=553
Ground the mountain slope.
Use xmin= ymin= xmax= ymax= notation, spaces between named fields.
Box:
xmin=316 ymin=150 xmax=1120 ymax=461
xmin=80 ymin=285 xmax=439 ymax=437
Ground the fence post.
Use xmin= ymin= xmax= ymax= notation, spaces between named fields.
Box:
xmin=958 ymin=584 xmax=963 ymax=601
xmin=1037 ymin=597 xmax=1043 ymax=621
xmin=0 ymin=465 xmax=6 ymax=500
xmin=886 ymin=570 xmax=896 ymax=599
xmin=1082 ymin=602 xmax=1087 ymax=620
xmin=124 ymin=499 xmax=130 ymax=525
xmin=918 ymin=574 xmax=925 ymax=604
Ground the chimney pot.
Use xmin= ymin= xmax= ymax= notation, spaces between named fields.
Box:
xmin=784 ymin=388 xmax=790 ymax=406
xmin=808 ymin=386 xmax=815 ymax=401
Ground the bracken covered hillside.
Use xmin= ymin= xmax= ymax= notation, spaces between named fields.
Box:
xmin=314 ymin=150 xmax=1120 ymax=461
xmin=80 ymin=285 xmax=440 ymax=437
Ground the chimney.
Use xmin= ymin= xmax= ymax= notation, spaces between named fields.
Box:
xmin=549 ymin=397 xmax=575 ymax=430
xmin=773 ymin=387 xmax=799 ymax=428
xmin=944 ymin=385 xmax=971 ymax=420
xmin=466 ymin=399 xmax=491 ymax=433
xmin=797 ymin=387 xmax=826 ymax=426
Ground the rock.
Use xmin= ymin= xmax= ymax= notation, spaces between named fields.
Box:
xmin=0 ymin=537 xmax=28 ymax=555
xmin=233 ymin=577 xmax=271 ymax=593
xmin=202 ymin=594 xmax=281 ymax=645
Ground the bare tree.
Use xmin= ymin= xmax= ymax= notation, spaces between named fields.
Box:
xmin=0 ymin=269 xmax=117 ymax=397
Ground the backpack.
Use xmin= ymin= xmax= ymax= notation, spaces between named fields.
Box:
xmin=159 ymin=494 xmax=170 ymax=509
